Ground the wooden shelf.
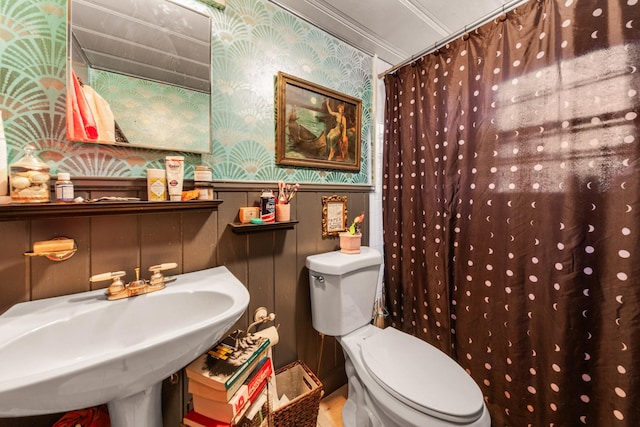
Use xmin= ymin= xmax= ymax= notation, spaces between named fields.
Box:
xmin=0 ymin=200 xmax=223 ymax=221
xmin=229 ymin=220 xmax=299 ymax=234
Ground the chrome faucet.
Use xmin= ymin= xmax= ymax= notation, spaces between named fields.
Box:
xmin=90 ymin=262 xmax=177 ymax=300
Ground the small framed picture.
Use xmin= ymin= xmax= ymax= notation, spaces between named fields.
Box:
xmin=276 ymin=72 xmax=362 ymax=171
xmin=322 ymin=195 xmax=348 ymax=238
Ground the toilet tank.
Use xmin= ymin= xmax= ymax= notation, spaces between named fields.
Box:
xmin=306 ymin=247 xmax=382 ymax=336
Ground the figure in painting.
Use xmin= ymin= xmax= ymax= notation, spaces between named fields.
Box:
xmin=286 ymin=105 xmax=327 ymax=158
xmin=343 ymin=108 xmax=357 ymax=162
xmin=326 ymin=99 xmax=348 ymax=161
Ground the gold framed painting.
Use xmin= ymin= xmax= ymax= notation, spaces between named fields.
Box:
xmin=276 ymin=72 xmax=362 ymax=171
xmin=322 ymin=195 xmax=348 ymax=238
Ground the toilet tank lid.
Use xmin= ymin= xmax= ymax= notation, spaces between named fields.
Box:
xmin=306 ymin=247 xmax=382 ymax=275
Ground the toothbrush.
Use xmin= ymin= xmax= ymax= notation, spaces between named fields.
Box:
xmin=287 ymin=183 xmax=299 ymax=203
xmin=278 ymin=181 xmax=286 ymax=204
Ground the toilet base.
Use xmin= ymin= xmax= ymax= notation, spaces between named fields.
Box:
xmin=342 ymin=359 xmax=385 ymax=427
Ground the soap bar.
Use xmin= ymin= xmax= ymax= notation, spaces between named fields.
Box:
xmin=239 ymin=207 xmax=260 ymax=224
xmin=181 ymin=189 xmax=199 ymax=201
xmin=33 ymin=238 xmax=75 ymax=254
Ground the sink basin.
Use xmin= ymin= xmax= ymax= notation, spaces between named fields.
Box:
xmin=0 ymin=266 xmax=250 ymax=426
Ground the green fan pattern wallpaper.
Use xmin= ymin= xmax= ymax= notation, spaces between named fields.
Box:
xmin=0 ymin=0 xmax=373 ymax=183
xmin=90 ymin=69 xmax=211 ymax=153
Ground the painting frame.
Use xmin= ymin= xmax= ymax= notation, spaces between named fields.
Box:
xmin=276 ymin=72 xmax=362 ymax=171
xmin=322 ymin=195 xmax=348 ymax=238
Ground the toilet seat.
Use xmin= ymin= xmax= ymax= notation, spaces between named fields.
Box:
xmin=360 ymin=327 xmax=484 ymax=424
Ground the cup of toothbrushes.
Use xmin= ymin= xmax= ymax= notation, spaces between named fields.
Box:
xmin=275 ymin=202 xmax=291 ymax=222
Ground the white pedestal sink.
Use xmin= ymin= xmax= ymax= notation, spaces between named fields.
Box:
xmin=0 ymin=266 xmax=250 ymax=426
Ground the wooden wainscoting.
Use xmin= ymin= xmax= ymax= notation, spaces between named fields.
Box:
xmin=0 ymin=179 xmax=371 ymax=427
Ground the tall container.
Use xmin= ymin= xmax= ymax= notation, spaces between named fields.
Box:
xmin=165 ymin=156 xmax=184 ymax=201
xmin=260 ymin=189 xmax=275 ymax=222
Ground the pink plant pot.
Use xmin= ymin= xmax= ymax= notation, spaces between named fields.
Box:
xmin=339 ymin=232 xmax=361 ymax=254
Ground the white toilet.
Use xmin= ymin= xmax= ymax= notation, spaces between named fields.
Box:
xmin=306 ymin=247 xmax=491 ymax=427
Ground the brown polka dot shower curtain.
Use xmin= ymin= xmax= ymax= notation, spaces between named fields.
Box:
xmin=382 ymin=0 xmax=639 ymax=425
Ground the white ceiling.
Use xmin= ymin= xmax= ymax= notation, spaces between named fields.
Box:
xmin=269 ymin=0 xmax=529 ymax=68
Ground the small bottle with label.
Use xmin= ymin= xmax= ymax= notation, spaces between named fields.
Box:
xmin=55 ymin=172 xmax=74 ymax=203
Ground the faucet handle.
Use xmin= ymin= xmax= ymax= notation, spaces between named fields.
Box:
xmin=90 ymin=271 xmax=126 ymax=295
xmin=148 ymin=262 xmax=178 ymax=272
xmin=148 ymin=262 xmax=177 ymax=286
xmin=90 ymin=271 xmax=126 ymax=283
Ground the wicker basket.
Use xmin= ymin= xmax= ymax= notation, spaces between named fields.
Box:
xmin=269 ymin=360 xmax=324 ymax=427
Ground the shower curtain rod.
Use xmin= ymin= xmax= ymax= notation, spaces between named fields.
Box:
xmin=378 ymin=0 xmax=531 ymax=79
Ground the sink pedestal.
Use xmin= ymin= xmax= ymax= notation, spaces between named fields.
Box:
xmin=107 ymin=382 xmax=161 ymax=427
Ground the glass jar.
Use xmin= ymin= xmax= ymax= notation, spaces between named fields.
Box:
xmin=10 ymin=144 xmax=50 ymax=203
xmin=194 ymin=165 xmax=212 ymax=182
xmin=194 ymin=165 xmax=213 ymax=200
xmin=196 ymin=182 xmax=214 ymax=200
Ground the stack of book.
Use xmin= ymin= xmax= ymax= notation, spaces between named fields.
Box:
xmin=183 ymin=330 xmax=273 ymax=427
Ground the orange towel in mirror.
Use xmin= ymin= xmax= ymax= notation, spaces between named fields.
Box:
xmin=82 ymin=84 xmax=115 ymax=142
xmin=66 ymin=68 xmax=98 ymax=141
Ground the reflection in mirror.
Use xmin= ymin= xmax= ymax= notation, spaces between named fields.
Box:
xmin=67 ymin=0 xmax=212 ymax=153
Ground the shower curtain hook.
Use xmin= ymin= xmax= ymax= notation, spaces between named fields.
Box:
xmin=463 ymin=25 xmax=470 ymax=41
xmin=499 ymin=5 xmax=508 ymax=22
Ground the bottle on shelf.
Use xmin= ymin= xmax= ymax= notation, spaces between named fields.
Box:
xmin=55 ymin=172 xmax=74 ymax=203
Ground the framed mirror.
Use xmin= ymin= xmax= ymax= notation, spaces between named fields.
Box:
xmin=67 ymin=0 xmax=212 ymax=153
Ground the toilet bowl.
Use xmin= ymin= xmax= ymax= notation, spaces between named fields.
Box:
xmin=306 ymin=247 xmax=490 ymax=427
